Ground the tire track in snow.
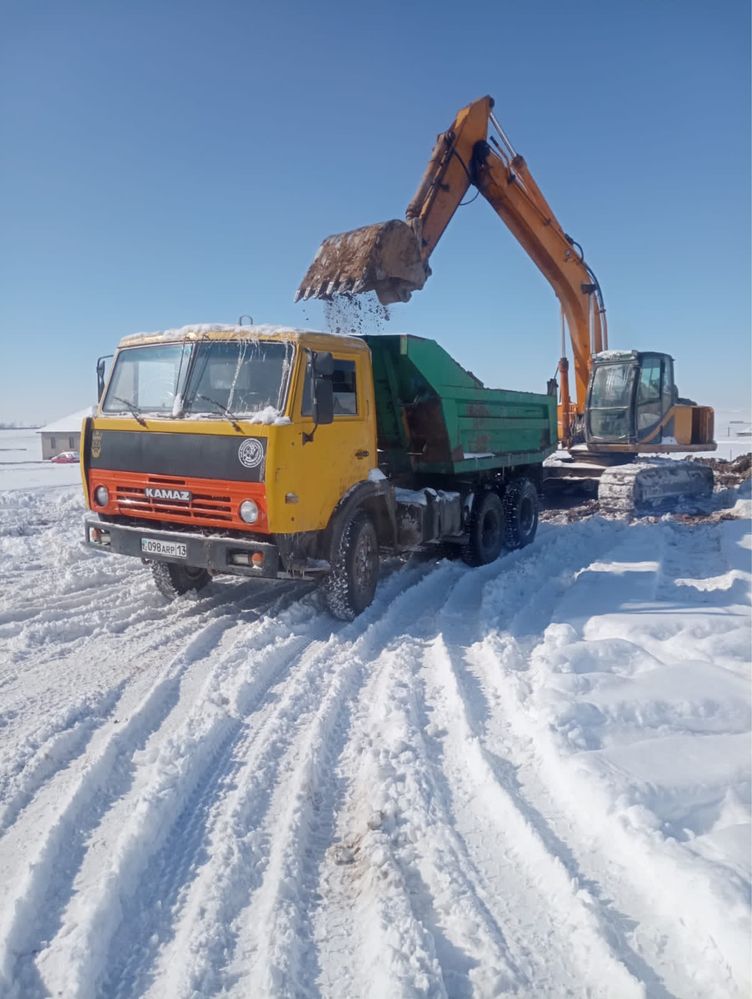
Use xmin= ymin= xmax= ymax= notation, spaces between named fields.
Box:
xmin=232 ymin=563 xmax=462 ymax=999
xmin=125 ymin=568 xmax=434 ymax=996
xmin=2 ymin=558 xmax=268 ymax=670
xmin=434 ymin=522 xmax=682 ymax=995
xmin=119 ymin=568 xmax=434 ymax=995
xmin=93 ymin=593 xmax=336 ymax=999
xmin=33 ymin=571 xmax=431 ymax=998
xmin=437 ymin=631 xmax=679 ymax=999
xmin=0 ymin=679 xmax=129 ymax=833
xmin=408 ymin=521 xmax=662 ymax=995
xmin=0 ymin=583 xmax=305 ymax=998
xmin=315 ymin=634 xmax=521 ymax=999
xmin=423 ymin=636 xmax=644 ymax=998
xmin=0 ymin=578 xmax=304 ymax=837
xmin=310 ymin=518 xmax=641 ymax=999
xmin=458 ymin=519 xmax=749 ymax=998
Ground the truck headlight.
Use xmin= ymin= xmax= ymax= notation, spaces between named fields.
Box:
xmin=94 ymin=485 xmax=110 ymax=506
xmin=239 ymin=499 xmax=259 ymax=524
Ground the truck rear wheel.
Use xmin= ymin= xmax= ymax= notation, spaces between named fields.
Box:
xmin=151 ymin=561 xmax=211 ymax=599
xmin=504 ymin=478 xmax=539 ymax=549
xmin=462 ymin=491 xmax=505 ymax=567
xmin=323 ymin=511 xmax=379 ymax=621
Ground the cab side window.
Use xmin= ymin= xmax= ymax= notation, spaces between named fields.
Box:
xmin=331 ymin=360 xmax=357 ymax=415
xmin=636 ymin=359 xmax=663 ymax=431
xmin=302 ymin=357 xmax=358 ymax=416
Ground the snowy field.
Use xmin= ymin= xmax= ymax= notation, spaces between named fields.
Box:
xmin=0 ymin=433 xmax=750 ymax=998
xmin=0 ymin=429 xmax=82 ymax=490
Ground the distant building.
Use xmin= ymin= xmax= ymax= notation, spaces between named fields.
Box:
xmin=37 ymin=407 xmax=93 ymax=459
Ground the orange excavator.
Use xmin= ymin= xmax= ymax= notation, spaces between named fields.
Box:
xmin=296 ymin=96 xmax=716 ymax=513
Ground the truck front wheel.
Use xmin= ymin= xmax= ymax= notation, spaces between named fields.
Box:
xmin=462 ymin=491 xmax=505 ymax=567
xmin=323 ymin=511 xmax=379 ymax=621
xmin=151 ymin=561 xmax=211 ymax=599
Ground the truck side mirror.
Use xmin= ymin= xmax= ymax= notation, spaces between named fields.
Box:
xmin=303 ymin=351 xmax=334 ymax=443
xmin=311 ymin=351 xmax=334 ymax=426
xmin=96 ymin=354 xmax=113 ymax=401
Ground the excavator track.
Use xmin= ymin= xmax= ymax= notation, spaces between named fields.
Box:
xmin=598 ymin=460 xmax=714 ymax=515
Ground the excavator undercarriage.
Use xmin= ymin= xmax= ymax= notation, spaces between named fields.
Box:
xmin=597 ymin=461 xmax=715 ymax=515
xmin=543 ymin=450 xmax=715 ymax=515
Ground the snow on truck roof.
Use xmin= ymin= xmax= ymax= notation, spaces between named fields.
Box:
xmin=118 ymin=324 xmax=368 ymax=351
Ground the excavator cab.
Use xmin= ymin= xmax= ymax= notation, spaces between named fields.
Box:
xmin=586 ymin=351 xmax=675 ymax=445
xmin=585 ymin=350 xmax=715 ymax=451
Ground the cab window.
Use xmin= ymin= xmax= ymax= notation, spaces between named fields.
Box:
xmin=587 ymin=363 xmax=634 ymax=440
xmin=302 ymin=357 xmax=358 ymax=416
xmin=636 ymin=358 xmax=663 ymax=431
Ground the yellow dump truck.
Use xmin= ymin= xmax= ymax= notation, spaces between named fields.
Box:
xmin=83 ymin=324 xmax=556 ymax=619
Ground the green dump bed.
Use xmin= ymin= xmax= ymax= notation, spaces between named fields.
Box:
xmin=362 ymin=334 xmax=557 ymax=477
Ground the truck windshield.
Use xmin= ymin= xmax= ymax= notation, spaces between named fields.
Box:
xmin=102 ymin=344 xmax=188 ymax=415
xmin=102 ymin=339 xmax=294 ymax=419
xmin=183 ymin=340 xmax=293 ymax=417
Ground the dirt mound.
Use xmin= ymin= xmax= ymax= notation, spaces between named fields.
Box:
xmin=541 ymin=453 xmax=751 ymax=524
xmin=691 ymin=452 xmax=752 ymax=487
xmin=540 ymin=498 xmax=599 ymax=523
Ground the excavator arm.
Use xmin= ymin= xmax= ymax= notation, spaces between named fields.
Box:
xmin=296 ymin=96 xmax=607 ymax=444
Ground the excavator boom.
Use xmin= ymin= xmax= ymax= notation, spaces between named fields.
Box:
xmin=296 ymin=96 xmax=606 ymax=437
xmin=296 ymin=96 xmax=716 ymax=508
xmin=296 ymin=97 xmax=492 ymax=305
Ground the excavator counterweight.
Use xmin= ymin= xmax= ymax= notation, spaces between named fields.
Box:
xmin=295 ymin=219 xmax=427 ymax=305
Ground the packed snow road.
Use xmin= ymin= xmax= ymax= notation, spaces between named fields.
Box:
xmin=0 ymin=484 xmax=749 ymax=998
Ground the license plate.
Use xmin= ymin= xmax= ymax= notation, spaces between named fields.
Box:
xmin=140 ymin=538 xmax=187 ymax=559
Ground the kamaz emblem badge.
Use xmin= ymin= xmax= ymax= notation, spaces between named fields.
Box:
xmin=238 ymin=438 xmax=264 ymax=469
xmin=145 ymin=487 xmax=192 ymax=502
xmin=91 ymin=430 xmax=102 ymax=459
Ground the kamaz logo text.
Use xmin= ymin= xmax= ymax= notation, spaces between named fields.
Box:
xmin=145 ymin=487 xmax=192 ymax=502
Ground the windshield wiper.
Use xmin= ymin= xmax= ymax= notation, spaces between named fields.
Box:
xmin=195 ymin=394 xmax=243 ymax=432
xmin=111 ymin=396 xmax=147 ymax=426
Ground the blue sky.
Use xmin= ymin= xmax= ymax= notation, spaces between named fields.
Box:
xmin=1 ymin=0 xmax=749 ymax=424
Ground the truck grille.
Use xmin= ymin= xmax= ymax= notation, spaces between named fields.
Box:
xmin=115 ymin=476 xmax=233 ymax=524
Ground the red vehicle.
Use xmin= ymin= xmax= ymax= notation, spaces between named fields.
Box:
xmin=50 ymin=450 xmax=80 ymax=464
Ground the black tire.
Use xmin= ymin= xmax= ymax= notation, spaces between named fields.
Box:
xmin=322 ymin=511 xmax=379 ymax=621
xmin=504 ymin=478 xmax=539 ymax=549
xmin=151 ymin=561 xmax=211 ymax=599
xmin=461 ymin=491 xmax=505 ymax=567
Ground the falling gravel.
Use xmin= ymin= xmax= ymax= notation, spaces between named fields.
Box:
xmin=323 ymin=292 xmax=390 ymax=336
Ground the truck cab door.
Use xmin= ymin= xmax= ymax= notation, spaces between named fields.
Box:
xmin=288 ymin=350 xmax=375 ymax=532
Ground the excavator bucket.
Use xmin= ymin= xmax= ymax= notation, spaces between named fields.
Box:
xmin=295 ymin=219 xmax=428 ymax=306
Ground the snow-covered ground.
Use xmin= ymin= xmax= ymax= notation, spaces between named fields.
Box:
xmin=0 ymin=441 xmax=749 ymax=997
xmin=0 ymin=429 xmax=82 ymax=490
xmin=714 ymin=410 xmax=752 ymax=461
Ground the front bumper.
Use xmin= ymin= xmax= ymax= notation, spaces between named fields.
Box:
xmin=84 ymin=516 xmax=287 ymax=579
